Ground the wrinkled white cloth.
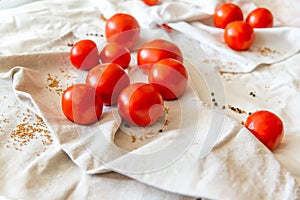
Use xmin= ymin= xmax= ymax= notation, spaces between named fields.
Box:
xmin=1 ymin=0 xmax=300 ymax=200
xmin=169 ymin=21 xmax=300 ymax=72
xmin=1 ymin=48 xmax=298 ymax=200
xmin=0 ymin=53 xmax=194 ymax=200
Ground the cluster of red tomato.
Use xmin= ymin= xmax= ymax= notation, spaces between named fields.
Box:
xmin=61 ymin=3 xmax=283 ymax=151
xmin=213 ymin=3 xmax=284 ymax=150
xmin=61 ymin=13 xmax=188 ymax=128
xmin=214 ymin=3 xmax=274 ymax=51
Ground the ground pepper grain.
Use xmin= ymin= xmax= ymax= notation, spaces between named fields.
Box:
xmin=227 ymin=105 xmax=247 ymax=114
xmin=5 ymin=107 xmax=53 ymax=154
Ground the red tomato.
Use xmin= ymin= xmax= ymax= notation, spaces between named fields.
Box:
xmin=118 ymin=82 xmax=164 ymax=126
xmin=148 ymin=58 xmax=188 ymax=100
xmin=224 ymin=21 xmax=255 ymax=51
xmin=245 ymin=110 xmax=284 ymax=151
xmin=99 ymin=42 xmax=131 ymax=69
xmin=246 ymin=8 xmax=274 ymax=28
xmin=105 ymin=13 xmax=140 ymax=49
xmin=70 ymin=40 xmax=99 ymax=71
xmin=142 ymin=0 xmax=158 ymax=6
xmin=137 ymin=39 xmax=183 ymax=73
xmin=61 ymin=84 xmax=103 ymax=125
xmin=86 ymin=63 xmax=130 ymax=106
xmin=214 ymin=3 xmax=243 ymax=29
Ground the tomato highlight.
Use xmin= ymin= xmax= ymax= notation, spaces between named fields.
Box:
xmin=214 ymin=3 xmax=243 ymax=29
xmin=61 ymin=84 xmax=103 ymax=125
xmin=99 ymin=42 xmax=131 ymax=69
xmin=70 ymin=40 xmax=99 ymax=71
xmin=245 ymin=110 xmax=284 ymax=151
xmin=224 ymin=21 xmax=255 ymax=51
xmin=86 ymin=63 xmax=130 ymax=106
xmin=118 ymin=83 xmax=164 ymax=127
xmin=137 ymin=39 xmax=183 ymax=73
xmin=105 ymin=13 xmax=140 ymax=49
xmin=148 ymin=58 xmax=188 ymax=100
xmin=246 ymin=8 xmax=274 ymax=28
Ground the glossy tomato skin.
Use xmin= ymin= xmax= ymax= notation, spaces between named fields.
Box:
xmin=99 ymin=42 xmax=131 ymax=69
xmin=118 ymin=82 xmax=164 ymax=127
xmin=70 ymin=40 xmax=99 ymax=71
xmin=224 ymin=21 xmax=255 ymax=51
xmin=142 ymin=0 xmax=158 ymax=6
xmin=148 ymin=58 xmax=188 ymax=100
xmin=246 ymin=8 xmax=274 ymax=28
xmin=105 ymin=13 xmax=140 ymax=49
xmin=86 ymin=63 xmax=130 ymax=106
xmin=137 ymin=39 xmax=183 ymax=73
xmin=61 ymin=84 xmax=103 ymax=125
xmin=245 ymin=110 xmax=284 ymax=151
xmin=214 ymin=3 xmax=243 ymax=29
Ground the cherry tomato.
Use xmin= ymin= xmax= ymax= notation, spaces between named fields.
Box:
xmin=214 ymin=3 xmax=243 ymax=29
xmin=86 ymin=63 xmax=130 ymax=106
xmin=224 ymin=21 xmax=255 ymax=51
xmin=99 ymin=42 xmax=131 ymax=69
xmin=148 ymin=58 xmax=188 ymax=100
xmin=246 ymin=8 xmax=274 ymax=28
xmin=118 ymin=82 xmax=164 ymax=126
xmin=245 ymin=110 xmax=284 ymax=151
xmin=142 ymin=0 xmax=158 ymax=6
xmin=137 ymin=39 xmax=183 ymax=73
xmin=61 ymin=84 xmax=103 ymax=125
xmin=105 ymin=13 xmax=140 ymax=49
xmin=70 ymin=39 xmax=99 ymax=71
